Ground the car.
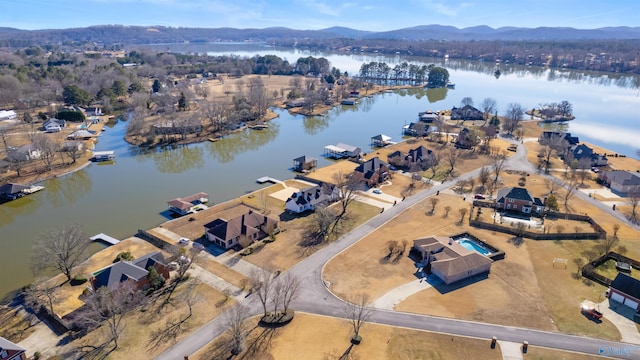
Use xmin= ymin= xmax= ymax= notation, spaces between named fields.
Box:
xmin=168 ymin=261 xmax=179 ymax=270
xmin=474 ymin=194 xmax=486 ymax=200
xmin=372 ymin=189 xmax=382 ymax=194
xmin=591 ymin=167 xmax=599 ymax=173
xmin=178 ymin=237 xmax=190 ymax=245
xmin=507 ymin=144 xmax=518 ymax=152
xmin=192 ymin=242 xmax=205 ymax=250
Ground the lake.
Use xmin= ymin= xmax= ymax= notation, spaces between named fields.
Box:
xmin=1 ymin=44 xmax=639 ymax=300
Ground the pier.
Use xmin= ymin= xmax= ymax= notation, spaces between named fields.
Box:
xmin=256 ymin=176 xmax=283 ymax=185
xmin=90 ymin=233 xmax=121 ymax=245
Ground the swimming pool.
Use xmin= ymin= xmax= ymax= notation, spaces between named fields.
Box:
xmin=456 ymin=238 xmax=492 ymax=256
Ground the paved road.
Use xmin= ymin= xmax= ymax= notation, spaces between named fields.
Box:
xmin=156 ymin=142 xmax=638 ymax=360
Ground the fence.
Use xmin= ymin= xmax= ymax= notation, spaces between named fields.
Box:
xmin=469 ymin=220 xmax=603 ymax=240
xmin=581 ymin=251 xmax=640 ymax=287
xmin=136 ymin=229 xmax=179 ymax=253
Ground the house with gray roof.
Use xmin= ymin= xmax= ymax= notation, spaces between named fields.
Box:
xmin=608 ymin=273 xmax=640 ymax=311
xmin=352 ymin=157 xmax=390 ymax=187
xmin=293 ymin=155 xmax=317 ymax=172
xmin=0 ymin=183 xmax=31 ymax=200
xmin=204 ymin=210 xmax=278 ymax=249
xmin=450 ymin=105 xmax=483 ymax=121
xmin=569 ymin=144 xmax=608 ymax=167
xmin=0 ymin=336 xmax=26 ymax=360
xmin=42 ymin=118 xmax=66 ymax=132
xmin=89 ymin=252 xmax=169 ymax=292
xmin=598 ymin=170 xmax=640 ymax=196
xmin=285 ymin=184 xmax=339 ymax=214
xmin=495 ymin=187 xmax=544 ymax=215
xmin=7 ymin=144 xmax=41 ymax=161
xmin=413 ymin=235 xmax=493 ymax=285
xmin=388 ymin=145 xmax=435 ymax=172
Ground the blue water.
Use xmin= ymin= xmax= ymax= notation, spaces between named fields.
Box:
xmin=456 ymin=238 xmax=492 ymax=256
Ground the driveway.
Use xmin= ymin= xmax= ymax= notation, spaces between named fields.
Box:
xmin=370 ymin=275 xmax=433 ymax=310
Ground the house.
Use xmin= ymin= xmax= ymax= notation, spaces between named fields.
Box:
xmin=0 ymin=110 xmax=17 ymax=122
xmin=450 ymin=105 xmax=483 ymax=121
xmin=569 ymin=144 xmax=608 ymax=167
xmin=0 ymin=336 xmax=27 ymax=360
xmin=89 ymin=252 xmax=170 ymax=292
xmin=598 ymin=170 xmax=640 ymax=196
xmin=293 ymin=155 xmax=317 ymax=172
xmin=204 ymin=210 xmax=278 ymax=249
xmin=152 ymin=118 xmax=202 ymax=135
xmin=67 ymin=130 xmax=96 ymax=140
xmin=352 ymin=157 xmax=390 ymax=187
xmin=413 ymin=236 xmax=493 ymax=285
xmin=455 ymin=127 xmax=475 ymax=149
xmin=371 ymin=134 xmax=392 ymax=147
xmin=43 ymin=118 xmax=66 ymax=132
xmin=608 ymin=273 xmax=640 ymax=311
xmin=286 ymin=98 xmax=306 ymax=108
xmin=387 ymin=145 xmax=435 ymax=171
xmin=285 ymin=184 xmax=339 ymax=214
xmin=495 ymin=187 xmax=544 ymax=215
xmin=8 ymin=144 xmax=41 ymax=161
xmin=539 ymin=131 xmax=579 ymax=146
xmin=60 ymin=141 xmax=84 ymax=152
xmin=402 ymin=122 xmax=430 ymax=137
xmin=167 ymin=192 xmax=209 ymax=216
xmin=0 ymin=183 xmax=31 ymax=200
xmin=84 ymin=106 xmax=103 ymax=117
xmin=418 ymin=110 xmax=439 ymax=123
xmin=323 ymin=143 xmax=361 ymax=159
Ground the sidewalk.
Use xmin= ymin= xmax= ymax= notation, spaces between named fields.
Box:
xmin=497 ymin=341 xmax=523 ymax=360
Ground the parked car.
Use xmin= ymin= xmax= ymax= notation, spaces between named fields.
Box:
xmin=581 ymin=305 xmax=603 ymax=320
xmin=178 ymin=237 xmax=190 ymax=245
xmin=507 ymin=144 xmax=518 ymax=152
xmin=474 ymin=194 xmax=486 ymax=200
xmin=372 ymin=189 xmax=382 ymax=194
xmin=591 ymin=167 xmax=599 ymax=173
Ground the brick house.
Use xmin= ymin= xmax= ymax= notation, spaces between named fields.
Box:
xmin=0 ymin=336 xmax=26 ymax=360
xmin=608 ymin=273 xmax=640 ymax=311
xmin=204 ymin=210 xmax=278 ymax=249
xmin=598 ymin=170 xmax=640 ymax=196
xmin=495 ymin=187 xmax=544 ymax=215
xmin=351 ymin=157 xmax=390 ymax=187
xmin=89 ymin=252 xmax=170 ymax=292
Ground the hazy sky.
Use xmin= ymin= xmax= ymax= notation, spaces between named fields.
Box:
xmin=2 ymin=0 xmax=639 ymax=31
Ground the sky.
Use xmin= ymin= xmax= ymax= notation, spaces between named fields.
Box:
xmin=1 ymin=0 xmax=639 ymax=31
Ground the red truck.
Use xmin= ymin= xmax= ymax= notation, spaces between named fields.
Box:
xmin=581 ymin=305 xmax=603 ymax=320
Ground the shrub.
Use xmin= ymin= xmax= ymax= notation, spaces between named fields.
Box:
xmin=241 ymin=247 xmax=253 ymax=256
xmin=114 ymin=251 xmax=135 ymax=263
xmin=70 ymin=275 xmax=87 ymax=286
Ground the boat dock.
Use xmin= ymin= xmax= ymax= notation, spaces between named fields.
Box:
xmin=92 ymin=150 xmax=115 ymax=162
xmin=256 ymin=176 xmax=283 ymax=185
xmin=90 ymin=233 xmax=120 ymax=245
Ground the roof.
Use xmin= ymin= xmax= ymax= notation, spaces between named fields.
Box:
xmin=611 ymin=273 xmax=640 ymax=300
xmin=355 ymin=157 xmax=388 ymax=177
xmin=431 ymin=252 xmax=493 ymax=277
xmin=0 ymin=183 xmax=30 ymax=196
xmin=0 ymin=110 xmax=17 ymax=119
xmin=540 ymin=131 xmax=579 ymax=145
xmin=167 ymin=192 xmax=208 ymax=211
xmin=91 ymin=252 xmax=166 ymax=291
xmin=68 ymin=130 xmax=95 ymax=138
xmin=335 ymin=143 xmax=360 ymax=153
xmin=205 ymin=210 xmax=277 ymax=242
xmin=0 ymin=336 xmax=26 ymax=359
xmin=603 ymin=170 xmax=640 ymax=187
xmin=294 ymin=155 xmax=317 ymax=163
xmin=43 ymin=118 xmax=65 ymax=127
xmin=371 ymin=134 xmax=391 ymax=141
xmin=407 ymin=145 xmax=433 ymax=161
xmin=496 ymin=187 xmax=535 ymax=203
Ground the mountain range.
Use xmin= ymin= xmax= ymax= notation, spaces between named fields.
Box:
xmin=2 ymin=25 xmax=640 ymax=46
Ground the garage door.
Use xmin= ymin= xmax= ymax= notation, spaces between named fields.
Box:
xmin=624 ymin=298 xmax=639 ymax=310
xmin=610 ymin=292 xmax=625 ymax=304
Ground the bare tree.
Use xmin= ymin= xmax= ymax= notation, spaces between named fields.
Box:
xmin=272 ymin=272 xmax=301 ymax=314
xmin=629 ymin=190 xmax=639 ymax=223
xmin=445 ymin=146 xmax=460 ymax=177
xmin=332 ymin=171 xmax=362 ymax=232
xmin=573 ymin=258 xmax=584 ymax=278
xmin=481 ymin=97 xmax=497 ymax=122
xmin=24 ymin=278 xmax=58 ymax=317
xmin=80 ymin=282 xmax=144 ymax=350
xmin=597 ymin=236 xmax=619 ymax=255
xmin=429 ymin=197 xmax=439 ymax=214
xmin=62 ymin=141 xmax=83 ymax=165
xmin=612 ymin=223 xmax=620 ymax=238
xmin=562 ymin=181 xmax=577 ymax=211
xmin=33 ymin=133 xmax=60 ymax=171
xmin=225 ymin=304 xmax=249 ymax=355
xmin=478 ymin=166 xmax=490 ymax=192
xmin=502 ymin=102 xmax=524 ymax=135
xmin=308 ymin=205 xmax=336 ymax=243
xmin=544 ymin=178 xmax=561 ymax=195
xmin=491 ymin=154 xmax=507 ymax=188
xmin=444 ymin=205 xmax=451 ymax=217
xmin=458 ymin=208 xmax=468 ymax=224
xmin=344 ymin=293 xmax=372 ymax=342
xmin=251 ymin=268 xmax=274 ymax=317
xmin=31 ymin=224 xmax=90 ymax=282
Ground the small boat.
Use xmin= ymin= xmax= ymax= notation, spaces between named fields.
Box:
xmin=250 ymin=124 xmax=269 ymax=130
xmin=446 ymin=82 xmax=455 ymax=89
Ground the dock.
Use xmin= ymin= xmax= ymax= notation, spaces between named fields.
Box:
xmin=256 ymin=176 xmax=283 ymax=185
xmin=90 ymin=233 xmax=120 ymax=245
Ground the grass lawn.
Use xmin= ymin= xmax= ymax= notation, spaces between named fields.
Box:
xmin=526 ymin=346 xmax=605 ymax=360
xmin=193 ymin=312 xmax=503 ymax=360
xmin=241 ymin=200 xmax=381 ymax=271
xmin=54 ymin=237 xmax=167 ymax=318
xmin=62 ymin=280 xmax=232 ymax=360
xmin=594 ymin=259 xmax=640 ymax=282
xmin=0 ymin=305 xmax=37 ymax=343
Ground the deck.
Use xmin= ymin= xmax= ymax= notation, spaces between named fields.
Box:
xmin=90 ymin=233 xmax=120 ymax=245
xmin=256 ymin=176 xmax=284 ymax=185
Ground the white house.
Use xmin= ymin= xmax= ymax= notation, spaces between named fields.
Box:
xmin=285 ymin=184 xmax=339 ymax=214
xmin=0 ymin=110 xmax=17 ymax=121
xmin=8 ymin=144 xmax=41 ymax=161
xmin=43 ymin=118 xmax=65 ymax=133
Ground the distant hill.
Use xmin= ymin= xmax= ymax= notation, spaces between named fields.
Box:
xmin=2 ymin=24 xmax=640 ymax=46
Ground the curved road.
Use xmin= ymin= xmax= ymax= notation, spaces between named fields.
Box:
xmin=157 ymin=141 xmax=638 ymax=360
